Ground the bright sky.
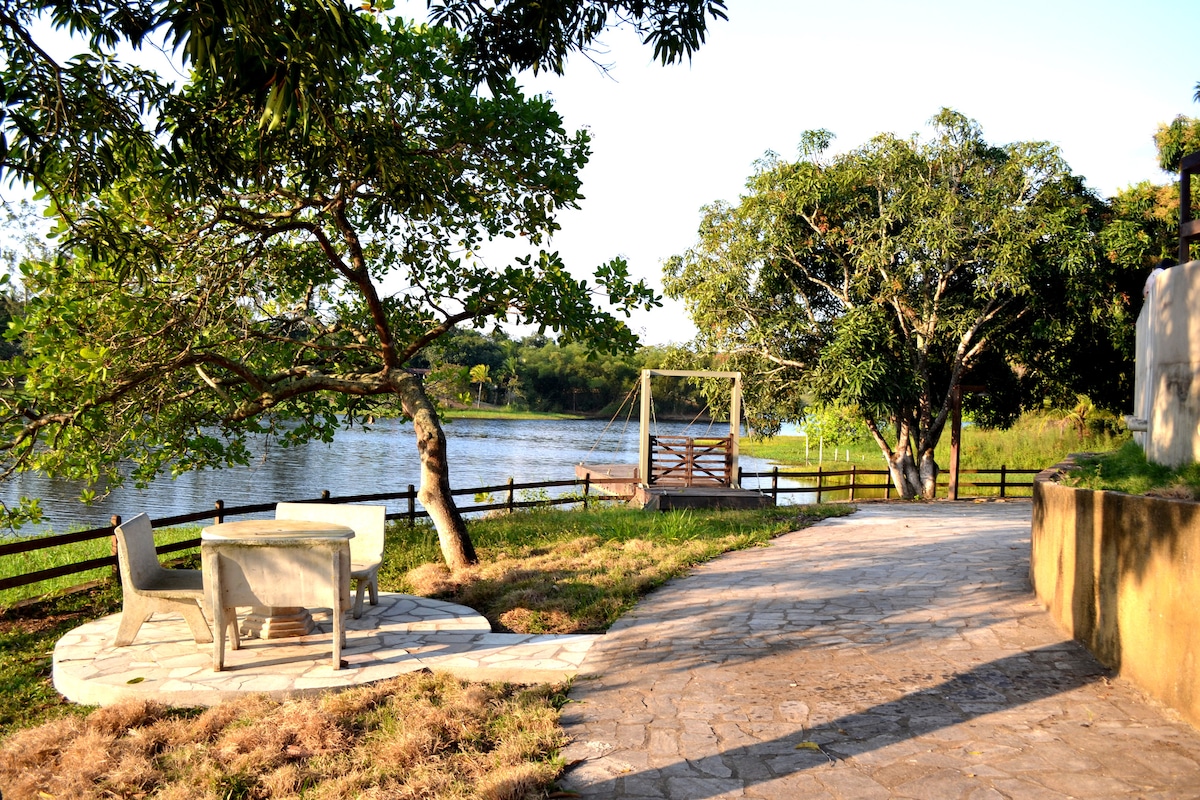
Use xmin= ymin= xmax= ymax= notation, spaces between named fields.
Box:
xmin=394 ymin=0 xmax=1200 ymax=346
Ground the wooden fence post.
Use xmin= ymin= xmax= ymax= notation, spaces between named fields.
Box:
xmin=816 ymin=465 xmax=823 ymax=503
xmin=1000 ymin=465 xmax=1007 ymax=498
xmin=407 ymin=484 xmax=416 ymax=527
xmin=850 ymin=465 xmax=857 ymax=501
xmin=507 ymin=477 xmax=515 ymax=513
xmin=583 ymin=476 xmax=591 ymax=510
xmin=772 ymin=466 xmax=779 ymax=503
xmin=213 ymin=500 xmax=225 ymax=525
xmin=110 ymin=514 xmax=122 ymax=583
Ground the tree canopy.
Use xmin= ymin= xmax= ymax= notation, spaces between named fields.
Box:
xmin=665 ymin=110 xmax=1126 ymax=498
xmin=0 ymin=20 xmax=657 ymax=566
xmin=1 ymin=0 xmax=727 ymax=200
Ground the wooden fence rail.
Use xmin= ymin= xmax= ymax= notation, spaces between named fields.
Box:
xmin=739 ymin=465 xmax=1040 ymax=503
xmin=0 ymin=476 xmax=632 ymax=594
xmin=0 ymin=465 xmax=1040 ymax=595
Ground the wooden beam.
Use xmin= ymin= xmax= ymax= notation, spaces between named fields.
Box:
xmin=729 ymin=374 xmax=742 ymax=487
xmin=642 ymin=369 xmax=742 ymax=379
xmin=638 ymin=370 xmax=652 ymax=487
xmin=1182 ymin=153 xmax=1197 ymax=264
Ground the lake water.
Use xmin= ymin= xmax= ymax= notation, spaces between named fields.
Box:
xmin=0 ymin=417 xmax=811 ymax=536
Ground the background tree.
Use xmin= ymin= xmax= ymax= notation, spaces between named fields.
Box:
xmin=665 ymin=110 xmax=1115 ymax=498
xmin=469 ymin=364 xmax=492 ymax=407
xmin=0 ymin=21 xmax=657 ymax=567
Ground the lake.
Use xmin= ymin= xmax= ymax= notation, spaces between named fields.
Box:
xmin=0 ymin=417 xmax=811 ymax=536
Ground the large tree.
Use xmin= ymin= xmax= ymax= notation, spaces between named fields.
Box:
xmin=0 ymin=20 xmax=656 ymax=568
xmin=665 ymin=110 xmax=1118 ymax=499
xmin=0 ymin=1 xmax=726 ymax=559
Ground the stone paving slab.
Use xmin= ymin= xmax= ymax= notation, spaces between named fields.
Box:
xmin=559 ymin=501 xmax=1200 ymax=799
xmin=53 ymin=592 xmax=598 ymax=706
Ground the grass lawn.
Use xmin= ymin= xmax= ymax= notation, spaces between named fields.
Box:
xmin=742 ymin=412 xmax=1129 ymax=475
xmin=0 ymin=502 xmax=851 ymax=799
xmin=0 ymin=526 xmax=201 ymax=608
xmin=1062 ymin=439 xmax=1200 ymax=498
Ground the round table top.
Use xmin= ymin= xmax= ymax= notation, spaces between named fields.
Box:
xmin=201 ymin=518 xmax=355 ymax=542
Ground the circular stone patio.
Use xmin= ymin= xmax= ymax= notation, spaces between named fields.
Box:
xmin=53 ymin=592 xmax=599 ymax=707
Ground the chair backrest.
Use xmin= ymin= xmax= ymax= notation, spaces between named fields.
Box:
xmin=275 ymin=503 xmax=386 ymax=563
xmin=114 ymin=512 xmax=166 ymax=590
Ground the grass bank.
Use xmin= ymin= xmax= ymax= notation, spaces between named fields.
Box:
xmin=378 ymin=503 xmax=851 ymax=634
xmin=742 ymin=412 xmax=1129 ymax=473
xmin=1062 ymin=439 xmax=1200 ymax=499
xmin=0 ymin=502 xmax=851 ymax=797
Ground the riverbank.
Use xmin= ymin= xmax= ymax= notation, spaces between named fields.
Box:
xmin=741 ymin=413 xmax=1129 ymax=472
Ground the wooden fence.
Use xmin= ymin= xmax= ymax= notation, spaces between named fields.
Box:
xmin=0 ymin=476 xmax=631 ymax=595
xmin=743 ymin=465 xmax=1039 ymax=503
xmin=0 ymin=465 xmax=1038 ymax=596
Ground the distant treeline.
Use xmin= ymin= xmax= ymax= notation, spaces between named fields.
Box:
xmin=413 ymin=328 xmax=711 ymax=417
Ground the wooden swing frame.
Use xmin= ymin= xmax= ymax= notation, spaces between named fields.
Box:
xmin=637 ymin=370 xmax=743 ymax=489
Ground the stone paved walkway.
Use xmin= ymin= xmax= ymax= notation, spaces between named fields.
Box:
xmin=558 ymin=501 xmax=1200 ymax=799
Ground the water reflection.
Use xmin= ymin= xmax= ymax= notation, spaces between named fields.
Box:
xmin=0 ymin=418 xmax=812 ymax=536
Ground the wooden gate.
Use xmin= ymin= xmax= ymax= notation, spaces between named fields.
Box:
xmin=648 ymin=435 xmax=733 ymax=487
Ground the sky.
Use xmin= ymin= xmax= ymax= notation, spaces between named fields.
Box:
xmin=392 ymin=0 xmax=1200 ymax=346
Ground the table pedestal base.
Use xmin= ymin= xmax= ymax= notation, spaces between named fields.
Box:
xmin=241 ymin=606 xmax=316 ymax=639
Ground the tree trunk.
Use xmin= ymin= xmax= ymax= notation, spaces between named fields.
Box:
xmin=867 ymin=418 xmax=924 ymax=500
xmin=918 ymin=448 xmax=938 ymax=499
xmin=394 ymin=373 xmax=478 ymax=570
xmin=886 ymin=451 xmax=924 ymax=499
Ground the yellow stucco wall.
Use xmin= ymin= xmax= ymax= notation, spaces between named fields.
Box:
xmin=1032 ymin=473 xmax=1200 ymax=727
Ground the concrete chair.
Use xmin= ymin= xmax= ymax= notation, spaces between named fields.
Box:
xmin=113 ymin=513 xmax=214 ymax=646
xmin=275 ymin=502 xmax=387 ymax=618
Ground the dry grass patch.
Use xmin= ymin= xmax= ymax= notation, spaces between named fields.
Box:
xmin=0 ymin=672 xmax=567 ymax=800
xmin=400 ymin=505 xmax=854 ymax=634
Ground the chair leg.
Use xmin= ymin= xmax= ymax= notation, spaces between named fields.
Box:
xmin=179 ymin=601 xmax=215 ymax=644
xmin=227 ymin=612 xmax=240 ymax=650
xmin=353 ymin=580 xmax=367 ymax=619
xmin=367 ymin=577 xmax=378 ymax=606
xmin=114 ymin=605 xmax=151 ymax=647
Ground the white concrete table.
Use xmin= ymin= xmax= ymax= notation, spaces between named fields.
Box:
xmin=201 ymin=519 xmax=354 ymax=670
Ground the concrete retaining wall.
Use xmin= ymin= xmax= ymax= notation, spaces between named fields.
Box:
xmin=1032 ymin=473 xmax=1200 ymax=726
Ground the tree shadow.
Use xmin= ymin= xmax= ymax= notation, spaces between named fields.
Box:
xmin=561 ymin=643 xmax=1110 ymax=798
xmin=555 ymin=502 xmax=1148 ymax=797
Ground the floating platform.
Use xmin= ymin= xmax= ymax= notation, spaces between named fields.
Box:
xmin=575 ymin=464 xmax=775 ymax=512
xmin=576 ymin=463 xmax=639 ymax=497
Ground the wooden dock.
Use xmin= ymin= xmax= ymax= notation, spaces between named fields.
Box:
xmin=575 ymin=464 xmax=774 ymax=512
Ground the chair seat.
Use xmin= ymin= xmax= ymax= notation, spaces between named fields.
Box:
xmin=350 ymin=560 xmax=381 ymax=577
xmin=140 ymin=571 xmax=205 ymax=595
